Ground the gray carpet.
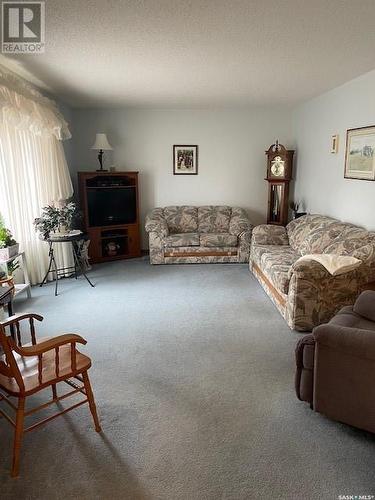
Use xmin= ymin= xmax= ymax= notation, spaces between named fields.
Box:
xmin=1 ymin=259 xmax=374 ymax=500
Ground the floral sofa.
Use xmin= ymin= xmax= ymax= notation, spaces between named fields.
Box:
xmin=250 ymin=214 xmax=375 ymax=331
xmin=145 ymin=205 xmax=252 ymax=264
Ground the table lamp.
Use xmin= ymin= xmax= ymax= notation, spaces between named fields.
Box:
xmin=91 ymin=133 xmax=113 ymax=172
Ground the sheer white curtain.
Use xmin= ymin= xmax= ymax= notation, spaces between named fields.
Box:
xmin=0 ymin=66 xmax=74 ymax=284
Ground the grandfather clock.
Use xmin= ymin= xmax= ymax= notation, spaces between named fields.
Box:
xmin=265 ymin=141 xmax=294 ymax=226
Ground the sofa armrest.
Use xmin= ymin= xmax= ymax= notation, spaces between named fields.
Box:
xmin=353 ymin=290 xmax=375 ymax=322
xmin=313 ymin=320 xmax=375 ymax=433
xmin=288 ymin=259 xmax=361 ymax=281
xmin=295 ymin=334 xmax=315 ymax=403
xmin=229 ymin=207 xmax=253 ymax=236
xmin=285 ymin=259 xmax=361 ymax=331
xmin=145 ymin=208 xmax=169 ymax=236
xmin=251 ymin=224 xmax=289 ymax=245
xmin=237 ymin=229 xmax=252 ymax=263
xmin=288 ymin=259 xmax=329 ymax=280
xmin=314 ymin=323 xmax=375 ymax=361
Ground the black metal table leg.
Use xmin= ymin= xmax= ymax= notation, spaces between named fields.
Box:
xmin=39 ymin=234 xmax=94 ymax=295
xmin=72 ymin=242 xmax=95 ymax=288
xmin=51 ymin=247 xmax=59 ymax=296
xmin=40 ymin=241 xmax=54 ymax=287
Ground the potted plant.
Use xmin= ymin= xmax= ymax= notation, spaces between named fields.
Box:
xmin=34 ymin=202 xmax=79 ymax=239
xmin=289 ymin=201 xmax=307 ymax=220
xmin=0 ymin=216 xmax=19 ymax=261
xmin=0 ymin=259 xmax=19 ymax=295
xmin=58 ymin=202 xmax=78 ymax=234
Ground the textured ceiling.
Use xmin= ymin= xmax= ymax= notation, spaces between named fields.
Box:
xmin=5 ymin=0 xmax=375 ymax=107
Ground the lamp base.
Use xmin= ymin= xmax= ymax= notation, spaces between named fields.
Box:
xmin=96 ymin=149 xmax=108 ymax=172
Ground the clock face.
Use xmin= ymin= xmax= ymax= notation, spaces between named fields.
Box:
xmin=270 ymin=156 xmax=285 ymax=177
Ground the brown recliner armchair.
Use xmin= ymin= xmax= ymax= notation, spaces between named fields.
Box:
xmin=295 ymin=290 xmax=375 ymax=433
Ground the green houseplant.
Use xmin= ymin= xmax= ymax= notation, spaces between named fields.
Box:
xmin=0 ymin=258 xmax=20 ymax=294
xmin=0 ymin=215 xmax=19 ymax=261
xmin=34 ymin=202 xmax=79 ymax=239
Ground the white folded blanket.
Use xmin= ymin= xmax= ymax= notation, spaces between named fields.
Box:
xmin=296 ymin=254 xmax=362 ymax=276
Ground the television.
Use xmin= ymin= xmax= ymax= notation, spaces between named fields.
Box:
xmin=87 ymin=187 xmax=136 ymax=227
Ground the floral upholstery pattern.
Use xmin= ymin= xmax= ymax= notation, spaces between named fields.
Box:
xmin=238 ymin=231 xmax=252 ymax=263
xmin=164 ymin=206 xmax=198 ymax=233
xmin=298 ymin=222 xmax=350 ymax=255
xmin=198 ymin=206 xmax=231 ymax=233
xmin=252 ymin=225 xmax=289 ymax=246
xmin=251 ymin=245 xmax=299 ymax=294
xmin=146 ymin=205 xmax=252 ymax=264
xmin=250 ymin=214 xmax=375 ymax=331
xmin=285 ymin=261 xmax=360 ymax=331
xmin=229 ymin=207 xmax=253 ymax=236
xmin=164 ymin=233 xmax=199 ymax=247
xmin=287 ymin=215 xmax=337 ymax=251
xmin=145 ymin=208 xmax=169 ymax=237
xmin=251 ymin=244 xmax=298 ymax=267
xmin=200 ymin=233 xmax=237 ymax=247
xmin=324 ymin=228 xmax=375 ymax=255
xmin=148 ymin=232 xmax=164 ymax=265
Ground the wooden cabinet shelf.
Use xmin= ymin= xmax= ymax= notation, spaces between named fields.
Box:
xmin=78 ymin=171 xmax=141 ymax=263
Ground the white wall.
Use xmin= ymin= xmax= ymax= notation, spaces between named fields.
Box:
xmin=70 ymin=107 xmax=294 ymax=247
xmin=293 ymin=69 xmax=375 ymax=230
xmin=59 ymin=100 xmax=73 ymax=168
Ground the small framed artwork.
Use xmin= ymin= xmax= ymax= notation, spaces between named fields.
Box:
xmin=330 ymin=134 xmax=339 ymax=153
xmin=345 ymin=126 xmax=375 ymax=180
xmin=173 ymin=145 xmax=198 ymax=175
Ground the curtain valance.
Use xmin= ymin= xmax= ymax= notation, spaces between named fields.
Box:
xmin=0 ymin=64 xmax=74 ymax=284
xmin=0 ymin=66 xmax=71 ymax=140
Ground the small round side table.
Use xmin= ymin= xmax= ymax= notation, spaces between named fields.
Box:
xmin=39 ymin=233 xmax=94 ymax=296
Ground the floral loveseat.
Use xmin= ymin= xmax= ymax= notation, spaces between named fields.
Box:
xmin=146 ymin=205 xmax=252 ymax=264
xmin=250 ymin=214 xmax=375 ymax=331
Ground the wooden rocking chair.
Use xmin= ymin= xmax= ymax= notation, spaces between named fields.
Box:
xmin=0 ymin=313 xmax=101 ymax=477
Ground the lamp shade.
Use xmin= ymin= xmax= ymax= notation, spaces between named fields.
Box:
xmin=91 ymin=133 xmax=113 ymax=151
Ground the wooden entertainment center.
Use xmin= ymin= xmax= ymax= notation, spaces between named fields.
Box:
xmin=78 ymin=171 xmax=141 ymax=263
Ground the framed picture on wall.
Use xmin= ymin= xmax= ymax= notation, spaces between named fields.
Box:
xmin=344 ymin=126 xmax=375 ymax=180
xmin=173 ymin=145 xmax=198 ymax=175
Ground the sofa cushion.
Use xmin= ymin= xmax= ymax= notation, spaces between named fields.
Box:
xmin=198 ymin=206 xmax=231 ymax=233
xmin=252 ymin=224 xmax=289 ymax=246
xmin=323 ymin=226 xmax=375 ymax=256
xmin=164 ymin=206 xmax=198 ymax=233
xmin=286 ymin=215 xmax=338 ymax=252
xmin=164 ymin=233 xmax=199 ymax=247
xmin=299 ymin=222 xmax=351 ymax=255
xmin=252 ymin=245 xmax=300 ymax=294
xmin=200 ymin=233 xmax=237 ymax=247
xmin=261 ymin=251 xmax=299 ymax=294
xmin=252 ymin=244 xmax=298 ymax=267
xmin=252 ymin=244 xmax=275 ymax=266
